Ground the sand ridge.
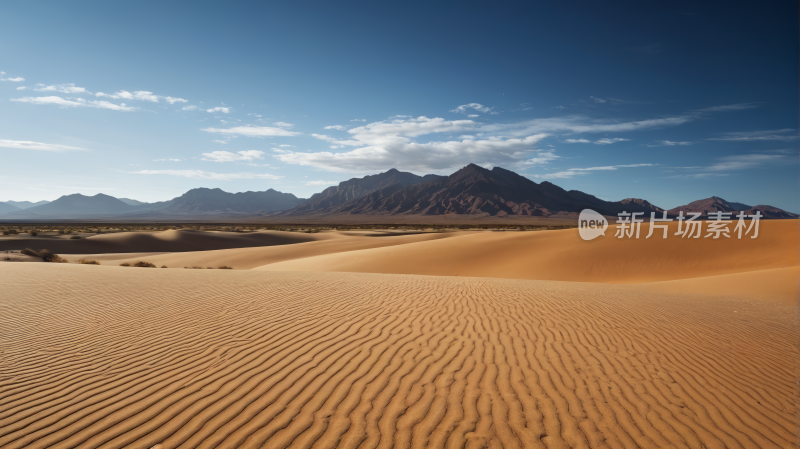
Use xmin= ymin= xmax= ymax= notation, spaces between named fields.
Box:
xmin=0 ymin=264 xmax=797 ymax=448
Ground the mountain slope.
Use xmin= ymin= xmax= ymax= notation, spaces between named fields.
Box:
xmin=315 ymin=164 xmax=664 ymax=217
xmin=117 ymin=198 xmax=148 ymax=206
xmin=0 ymin=202 xmax=21 ymax=214
xmin=283 ymin=169 xmax=445 ymax=214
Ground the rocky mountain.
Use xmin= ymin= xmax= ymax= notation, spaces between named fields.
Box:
xmin=4 ymin=200 xmax=50 ymax=209
xmin=0 ymin=202 xmax=21 ymax=214
xmin=142 ymin=188 xmax=303 ymax=215
xmin=668 ymin=196 xmax=799 ymax=219
xmin=283 ymin=169 xmax=445 ymax=214
xmin=287 ymin=164 xmax=666 ymax=217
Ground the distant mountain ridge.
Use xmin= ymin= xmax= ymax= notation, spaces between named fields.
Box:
xmin=0 ymin=167 xmax=796 ymax=220
xmin=3 ymin=200 xmax=50 ymax=209
xmin=668 ymin=196 xmax=799 ymax=219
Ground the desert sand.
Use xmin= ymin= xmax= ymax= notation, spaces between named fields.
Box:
xmin=0 ymin=220 xmax=797 ymax=448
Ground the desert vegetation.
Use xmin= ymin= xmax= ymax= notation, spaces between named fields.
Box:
xmin=78 ymin=259 xmax=100 ymax=265
xmin=20 ymin=248 xmax=67 ymax=263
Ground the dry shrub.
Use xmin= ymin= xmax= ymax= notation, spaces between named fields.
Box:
xmin=218 ymin=266 xmax=233 ymax=269
xmin=133 ymin=261 xmax=157 ymax=268
xmin=21 ymin=248 xmax=41 ymax=257
xmin=70 ymin=236 xmax=82 ymax=240
xmin=184 ymin=266 xmax=204 ymax=269
xmin=40 ymin=250 xmax=67 ymax=263
xmin=78 ymin=259 xmax=100 ymax=265
xmin=120 ymin=262 xmax=131 ymax=267
xmin=160 ymin=265 xmax=168 ymax=268
xmin=29 ymin=230 xmax=38 ymax=236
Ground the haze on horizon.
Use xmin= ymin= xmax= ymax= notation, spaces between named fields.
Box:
xmin=0 ymin=1 xmax=797 ymax=212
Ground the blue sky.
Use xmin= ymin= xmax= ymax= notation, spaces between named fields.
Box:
xmin=1 ymin=1 xmax=797 ymax=211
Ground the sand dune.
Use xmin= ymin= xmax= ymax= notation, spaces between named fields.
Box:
xmin=0 ymin=264 xmax=796 ymax=448
xmin=61 ymin=231 xmax=472 ymax=269
xmin=0 ymin=229 xmax=336 ymax=254
xmin=258 ymin=220 xmax=798 ymax=284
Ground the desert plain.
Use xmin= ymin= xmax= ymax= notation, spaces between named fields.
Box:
xmin=0 ymin=220 xmax=797 ymax=448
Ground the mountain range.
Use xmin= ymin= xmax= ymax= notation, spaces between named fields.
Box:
xmin=0 ymin=164 xmax=796 ymax=220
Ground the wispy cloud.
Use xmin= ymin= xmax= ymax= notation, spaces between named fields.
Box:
xmin=1 ymin=76 xmax=24 ymax=82
xmin=695 ymin=103 xmax=758 ymax=113
xmin=206 ymin=106 xmax=230 ymax=113
xmin=451 ymin=103 xmax=493 ymax=114
xmin=594 ymin=138 xmax=631 ymax=145
xmin=273 ymin=121 xmax=293 ymax=128
xmin=564 ymin=139 xmax=591 ymax=143
xmin=647 ymin=140 xmax=692 ymax=147
xmin=201 ymin=125 xmax=300 ymax=137
xmin=707 ymin=129 xmax=798 ymax=142
xmin=182 ymin=105 xmax=197 ymax=111
xmin=131 ymin=169 xmax=282 ymax=180
xmin=350 ymin=119 xmax=366 ymax=122
xmin=11 ymin=96 xmax=139 ymax=111
xmin=0 ymin=139 xmax=90 ymax=152
xmin=305 ymin=180 xmax=338 ymax=186
xmin=531 ymin=163 xmax=656 ymax=179
xmin=201 ymin=150 xmax=265 ymax=162
xmin=153 ymin=158 xmax=182 ymax=162
xmin=94 ymin=90 xmax=188 ymax=104
xmin=324 ymin=125 xmax=347 ymax=131
xmin=33 ymin=83 xmax=90 ymax=94
xmin=666 ymin=152 xmax=788 ymax=178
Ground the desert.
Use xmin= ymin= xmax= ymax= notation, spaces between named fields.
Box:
xmin=0 ymin=219 xmax=797 ymax=448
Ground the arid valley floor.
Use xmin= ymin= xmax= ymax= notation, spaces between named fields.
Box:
xmin=0 ymin=221 xmax=797 ymax=448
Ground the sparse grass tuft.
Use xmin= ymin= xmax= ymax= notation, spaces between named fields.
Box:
xmin=29 ymin=230 xmax=38 ymax=236
xmin=70 ymin=235 xmax=82 ymax=239
xmin=40 ymin=250 xmax=67 ymax=263
xmin=120 ymin=262 xmax=131 ymax=267
xmin=78 ymin=259 xmax=100 ymax=265
xmin=218 ymin=266 xmax=233 ymax=269
xmin=185 ymin=266 xmax=205 ymax=269
xmin=133 ymin=261 xmax=157 ymax=268
xmin=160 ymin=265 xmax=168 ymax=268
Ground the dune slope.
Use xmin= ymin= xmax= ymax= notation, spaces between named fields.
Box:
xmin=258 ymin=220 xmax=799 ymax=284
xmin=0 ymin=264 xmax=796 ymax=448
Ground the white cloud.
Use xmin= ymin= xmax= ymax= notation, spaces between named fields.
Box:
xmin=531 ymin=163 xmax=656 ymax=179
xmin=707 ymin=129 xmax=798 ymax=142
xmin=594 ymin=138 xmax=631 ymax=145
xmin=324 ymin=125 xmax=347 ymax=130
xmin=279 ymin=144 xmax=295 ymax=148
xmin=553 ymin=106 xmax=567 ymax=110
xmin=590 ymin=96 xmax=606 ymax=103
xmin=451 ymin=103 xmax=493 ymax=114
xmin=0 ymin=71 xmax=4 ymax=74
xmin=350 ymin=119 xmax=366 ymax=122
xmin=273 ymin=121 xmax=293 ymax=128
xmin=11 ymin=95 xmax=139 ymax=111
xmin=201 ymin=150 xmax=265 ymax=162
xmin=16 ymin=86 xmax=26 ymax=90
xmin=201 ymin=125 xmax=300 ymax=137
xmin=96 ymin=90 xmax=160 ymax=102
xmin=468 ymin=114 xmax=480 ymax=118
xmin=182 ymin=105 xmax=198 ymax=111
xmin=305 ymin=180 xmax=338 ymax=186
xmin=276 ymin=116 xmax=552 ymax=173
xmin=647 ymin=140 xmax=692 ymax=147
xmin=164 ymin=96 xmax=188 ymax=104
xmin=1 ymin=76 xmax=24 ymax=82
xmin=0 ymin=139 xmax=90 ymax=152
xmin=33 ymin=83 xmax=90 ymax=94
xmin=564 ymin=139 xmax=591 ymax=143
xmin=131 ymin=169 xmax=282 ymax=180
xmin=206 ymin=107 xmax=231 ymax=113
xmin=483 ymin=115 xmax=693 ymax=137
xmin=153 ymin=158 xmax=182 ymax=162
